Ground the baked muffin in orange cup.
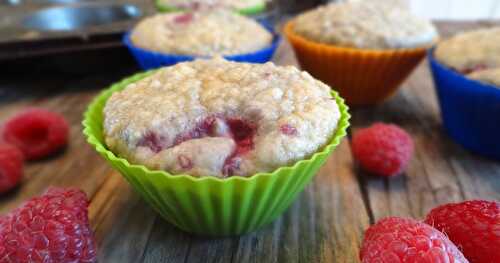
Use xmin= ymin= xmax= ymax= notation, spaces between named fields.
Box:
xmin=284 ymin=1 xmax=438 ymax=106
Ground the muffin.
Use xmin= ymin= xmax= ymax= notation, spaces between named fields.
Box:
xmin=155 ymin=0 xmax=266 ymax=15
xmin=284 ymin=1 xmax=438 ymax=105
xmin=428 ymin=27 xmax=500 ymax=160
xmin=468 ymin=68 xmax=500 ymax=87
xmin=435 ymin=27 xmax=500 ymax=75
xmin=131 ymin=9 xmax=272 ymax=56
xmin=293 ymin=2 xmax=436 ymax=50
xmin=103 ymin=58 xmax=341 ymax=178
xmin=84 ymin=58 xmax=349 ymax=235
xmin=124 ymin=9 xmax=279 ymax=69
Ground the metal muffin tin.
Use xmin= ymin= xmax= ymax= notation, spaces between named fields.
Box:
xmin=0 ymin=0 xmax=154 ymax=60
xmin=0 ymin=0 xmax=21 ymax=6
xmin=22 ymin=4 xmax=141 ymax=31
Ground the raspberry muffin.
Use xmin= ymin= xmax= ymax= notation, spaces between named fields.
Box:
xmin=428 ymin=27 xmax=500 ymax=160
xmin=434 ymin=27 xmax=500 ymax=75
xmin=155 ymin=0 xmax=266 ymax=13
xmin=103 ymin=58 xmax=341 ymax=178
xmin=468 ymin=68 xmax=500 ymax=87
xmin=284 ymin=1 xmax=438 ymax=105
xmin=292 ymin=2 xmax=437 ymax=50
xmin=130 ymin=9 xmax=272 ymax=57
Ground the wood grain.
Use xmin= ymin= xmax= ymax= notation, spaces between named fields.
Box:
xmin=0 ymin=22 xmax=499 ymax=263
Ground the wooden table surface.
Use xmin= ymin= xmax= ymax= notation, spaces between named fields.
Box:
xmin=1 ymin=21 xmax=499 ymax=263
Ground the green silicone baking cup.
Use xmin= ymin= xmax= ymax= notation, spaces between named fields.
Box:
xmin=83 ymin=70 xmax=350 ymax=236
xmin=154 ymin=0 xmax=267 ymax=15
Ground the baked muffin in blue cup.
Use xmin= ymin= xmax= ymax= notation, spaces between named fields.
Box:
xmin=429 ymin=28 xmax=500 ymax=160
xmin=123 ymin=9 xmax=280 ymax=70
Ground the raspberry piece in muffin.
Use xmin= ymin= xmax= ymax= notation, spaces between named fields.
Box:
xmin=138 ymin=132 xmax=168 ymax=153
xmin=280 ymin=124 xmax=298 ymax=136
xmin=103 ymin=58 xmax=340 ymax=178
xmin=157 ymin=0 xmax=265 ymax=11
xmin=173 ymin=13 xmax=194 ymax=24
xmin=462 ymin=64 xmax=489 ymax=75
xmin=468 ymin=68 xmax=500 ymax=87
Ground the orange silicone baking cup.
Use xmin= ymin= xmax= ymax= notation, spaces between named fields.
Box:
xmin=284 ymin=21 xmax=429 ymax=106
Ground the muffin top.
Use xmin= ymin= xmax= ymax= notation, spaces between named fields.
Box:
xmin=292 ymin=2 xmax=438 ymax=49
xmin=468 ymin=68 xmax=500 ymax=87
xmin=435 ymin=27 xmax=500 ymax=74
xmin=103 ymin=58 xmax=341 ymax=178
xmin=130 ymin=9 xmax=272 ymax=56
xmin=157 ymin=0 xmax=264 ymax=10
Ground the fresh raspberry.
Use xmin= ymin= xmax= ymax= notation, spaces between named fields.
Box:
xmin=361 ymin=217 xmax=468 ymax=263
xmin=0 ymin=188 xmax=97 ymax=262
xmin=2 ymin=108 xmax=69 ymax=160
xmin=138 ymin=131 xmax=167 ymax=153
xmin=352 ymin=123 xmax=414 ymax=177
xmin=0 ymin=144 xmax=23 ymax=193
xmin=425 ymin=200 xmax=500 ymax=263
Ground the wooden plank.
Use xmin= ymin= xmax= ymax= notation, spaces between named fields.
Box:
xmin=230 ymin=141 xmax=370 ymax=263
xmin=141 ymin=218 xmax=193 ymax=263
xmin=91 ymin=172 xmax=157 ymax=263
xmin=0 ymin=71 xmax=131 ymax=213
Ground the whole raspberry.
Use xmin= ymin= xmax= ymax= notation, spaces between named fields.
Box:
xmin=361 ymin=217 xmax=468 ymax=263
xmin=425 ymin=200 xmax=500 ymax=263
xmin=352 ymin=123 xmax=414 ymax=177
xmin=2 ymin=108 xmax=69 ymax=160
xmin=0 ymin=144 xmax=23 ymax=194
xmin=0 ymin=188 xmax=97 ymax=262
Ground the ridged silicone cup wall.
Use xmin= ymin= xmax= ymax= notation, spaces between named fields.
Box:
xmin=83 ymin=71 xmax=350 ymax=236
xmin=428 ymin=49 xmax=500 ymax=160
xmin=123 ymin=22 xmax=281 ymax=70
xmin=284 ymin=21 xmax=430 ymax=106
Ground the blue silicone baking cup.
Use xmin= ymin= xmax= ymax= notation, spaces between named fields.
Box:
xmin=123 ymin=22 xmax=281 ymax=70
xmin=428 ymin=49 xmax=500 ymax=160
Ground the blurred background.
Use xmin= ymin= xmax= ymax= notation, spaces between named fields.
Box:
xmin=408 ymin=0 xmax=500 ymax=20
xmin=1 ymin=0 xmax=499 ymax=74
xmin=280 ymin=0 xmax=500 ymax=19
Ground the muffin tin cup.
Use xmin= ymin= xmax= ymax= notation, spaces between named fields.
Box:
xmin=123 ymin=22 xmax=281 ymax=70
xmin=154 ymin=0 xmax=267 ymax=16
xmin=83 ymin=71 xmax=350 ymax=236
xmin=284 ymin=21 xmax=430 ymax=106
xmin=428 ymin=49 xmax=500 ymax=160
